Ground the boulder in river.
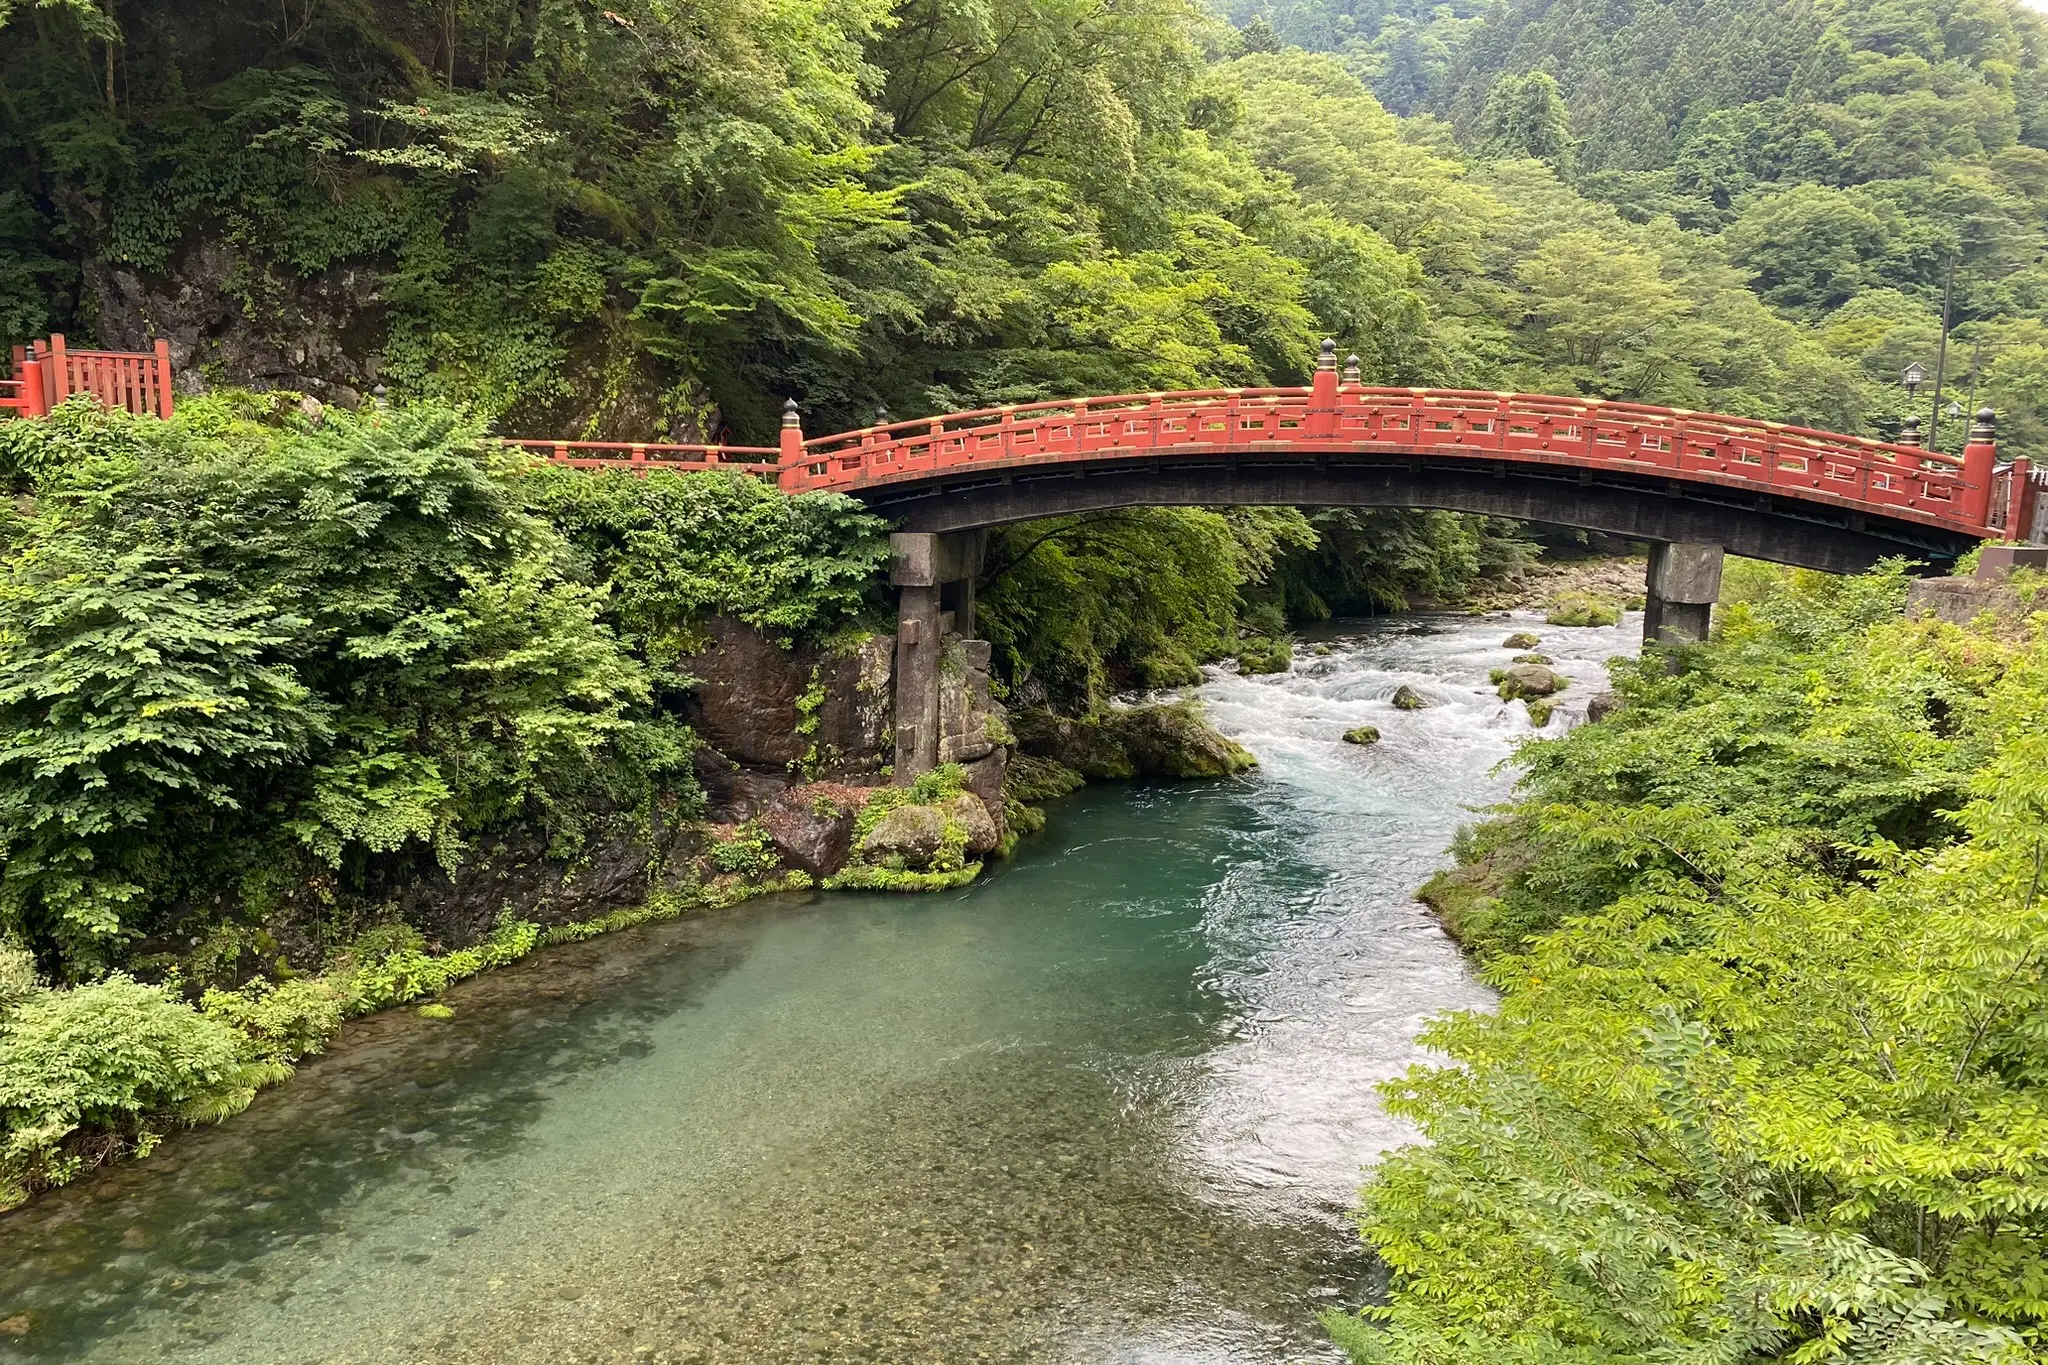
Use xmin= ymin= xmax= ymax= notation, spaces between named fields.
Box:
xmin=1502 ymin=631 xmax=1541 ymax=650
xmin=1390 ymin=684 xmax=1431 ymax=710
xmin=1342 ymin=726 xmax=1381 ymax=745
xmin=1525 ymin=698 xmax=1557 ymax=727
xmin=1012 ymin=703 xmax=1254 ymax=779
xmin=1497 ymin=664 xmax=1565 ymax=700
xmin=1512 ymin=653 xmax=1552 ymax=665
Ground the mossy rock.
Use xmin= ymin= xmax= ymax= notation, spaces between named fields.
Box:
xmin=1497 ymin=663 xmax=1565 ymax=701
xmin=1342 ymin=726 xmax=1381 ymax=745
xmin=1545 ymin=594 xmax=1622 ymax=627
xmin=1502 ymin=632 xmax=1541 ymax=649
xmin=1234 ymin=635 xmax=1294 ymax=675
xmin=1525 ymin=698 xmax=1557 ymax=727
xmin=1390 ymin=684 xmax=1431 ymax=710
xmin=1106 ymin=703 xmax=1256 ymax=777
xmin=1512 ymin=653 xmax=1552 ymax=665
xmin=860 ymin=803 xmax=949 ymax=867
xmin=1005 ymin=752 xmax=1085 ymax=804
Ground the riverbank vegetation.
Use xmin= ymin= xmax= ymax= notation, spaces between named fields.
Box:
xmin=1335 ymin=568 xmax=2048 ymax=1360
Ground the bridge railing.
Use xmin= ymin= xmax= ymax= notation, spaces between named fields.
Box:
xmin=499 ymin=437 xmax=779 ymax=475
xmin=1 ymin=336 xmax=176 ymax=419
xmin=778 ymin=386 xmax=1985 ymax=533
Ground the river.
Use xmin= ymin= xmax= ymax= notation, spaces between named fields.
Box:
xmin=0 ymin=609 xmax=1638 ymax=1364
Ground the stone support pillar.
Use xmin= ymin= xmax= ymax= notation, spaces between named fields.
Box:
xmin=891 ymin=530 xmax=987 ymax=782
xmin=1643 ymin=542 xmax=1724 ymax=647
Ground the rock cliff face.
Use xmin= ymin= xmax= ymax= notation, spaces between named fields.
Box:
xmin=679 ymin=618 xmax=894 ymax=820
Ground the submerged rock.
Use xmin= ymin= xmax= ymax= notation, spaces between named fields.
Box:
xmin=1342 ymin=726 xmax=1381 ymax=745
xmin=1511 ymin=653 xmax=1552 ymax=665
xmin=1390 ymin=685 xmax=1431 ymax=711
xmin=1497 ymin=664 xmax=1564 ymax=700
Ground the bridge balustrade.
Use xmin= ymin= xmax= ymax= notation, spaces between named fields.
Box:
xmin=1 ymin=336 xmax=175 ymax=419
xmin=774 ymin=386 xmax=1989 ymax=538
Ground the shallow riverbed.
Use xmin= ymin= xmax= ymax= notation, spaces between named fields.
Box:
xmin=0 ymin=610 xmax=1637 ymax=1364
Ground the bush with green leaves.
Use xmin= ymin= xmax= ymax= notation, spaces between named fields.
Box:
xmin=1338 ymin=567 xmax=2048 ymax=1361
xmin=0 ymin=399 xmax=690 ymax=976
xmin=0 ymin=975 xmax=284 ymax=1207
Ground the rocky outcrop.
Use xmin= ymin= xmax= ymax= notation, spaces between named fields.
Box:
xmin=1012 ymin=703 xmax=1255 ymax=780
xmin=679 ymin=618 xmax=894 ymax=818
xmin=758 ymin=783 xmax=869 ymax=878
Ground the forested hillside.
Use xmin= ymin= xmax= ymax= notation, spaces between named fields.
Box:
xmin=1227 ymin=0 xmax=2048 ymax=453
xmin=4 ymin=0 xmax=2044 ymax=459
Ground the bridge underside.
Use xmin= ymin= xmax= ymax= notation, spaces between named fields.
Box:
xmin=856 ymin=453 xmax=1979 ymax=574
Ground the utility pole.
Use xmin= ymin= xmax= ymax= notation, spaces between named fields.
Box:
xmin=1928 ymin=255 xmax=1956 ymax=450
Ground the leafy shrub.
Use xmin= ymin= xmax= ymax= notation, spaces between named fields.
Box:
xmin=200 ymin=977 xmax=349 ymax=1064
xmin=1347 ymin=571 xmax=2048 ymax=1360
xmin=0 ymin=976 xmax=282 ymax=1207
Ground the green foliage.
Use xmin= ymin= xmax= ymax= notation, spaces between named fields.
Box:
xmin=0 ymin=975 xmax=280 ymax=1207
xmin=1346 ymin=569 xmax=2048 ymax=1360
xmin=0 ymin=401 xmax=690 ymax=975
xmin=527 ymin=466 xmax=890 ymax=663
xmin=708 ymin=823 xmax=782 ymax=880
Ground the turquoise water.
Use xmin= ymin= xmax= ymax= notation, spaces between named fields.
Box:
xmin=0 ymin=610 xmax=1637 ymax=1364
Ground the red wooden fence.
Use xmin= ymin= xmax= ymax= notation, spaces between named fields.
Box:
xmin=0 ymin=335 xmax=174 ymax=419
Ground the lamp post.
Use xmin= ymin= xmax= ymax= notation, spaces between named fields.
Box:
xmin=1928 ymin=255 xmax=1957 ymax=448
xmin=1903 ymin=362 xmax=1925 ymax=399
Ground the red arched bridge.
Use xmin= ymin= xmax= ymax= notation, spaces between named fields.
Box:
xmin=12 ymin=337 xmax=2045 ymax=778
xmin=510 ymin=348 xmax=2041 ymax=573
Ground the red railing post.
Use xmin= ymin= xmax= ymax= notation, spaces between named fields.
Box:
xmin=1961 ymin=408 xmax=1997 ymax=529
xmin=48 ymin=334 xmax=68 ymax=406
xmin=778 ymin=398 xmax=804 ymax=491
xmin=1307 ymin=339 xmax=1338 ymax=438
xmin=153 ymin=339 xmax=174 ymax=418
xmin=2008 ymin=456 xmax=2036 ymax=542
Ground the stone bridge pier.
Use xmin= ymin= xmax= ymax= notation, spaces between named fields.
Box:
xmin=1643 ymin=541 xmax=1725 ymax=646
xmin=890 ymin=530 xmax=989 ymax=781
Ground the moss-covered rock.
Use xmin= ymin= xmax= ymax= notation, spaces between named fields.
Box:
xmin=1391 ymin=684 xmax=1431 ymax=710
xmin=1108 ymin=703 xmax=1256 ymax=777
xmin=1005 ymin=752 xmax=1085 ymax=804
xmin=1012 ymin=703 xmax=1254 ymax=779
xmin=1525 ymin=698 xmax=1556 ymax=726
xmin=1011 ymin=709 xmax=1137 ymax=779
xmin=1234 ymin=636 xmax=1294 ymax=675
xmin=860 ymin=803 xmax=949 ymax=866
xmin=1343 ymin=726 xmax=1381 ymax=745
xmin=1512 ymin=652 xmax=1552 ymax=665
xmin=1545 ymin=594 xmax=1622 ymax=627
xmin=1502 ymin=631 xmax=1541 ymax=649
xmin=1497 ymin=664 xmax=1565 ymax=700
